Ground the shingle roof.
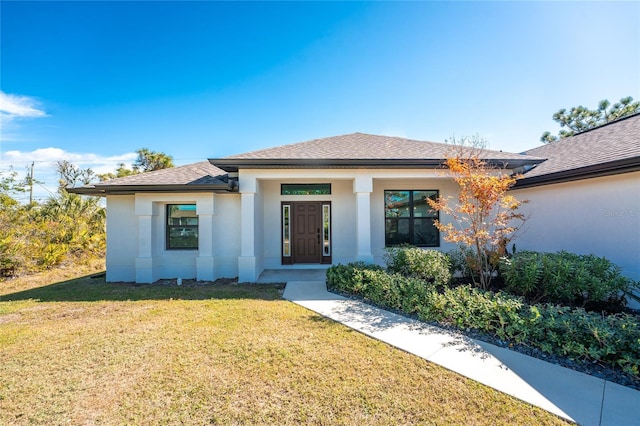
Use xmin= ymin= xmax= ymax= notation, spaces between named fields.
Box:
xmin=69 ymin=132 xmax=555 ymax=196
xmin=67 ymin=161 xmax=230 ymax=195
xmin=97 ymin=161 xmax=227 ymax=186
xmin=516 ymin=113 xmax=640 ymax=187
xmin=211 ymin=132 xmax=544 ymax=171
xmin=224 ymin=132 xmax=540 ymax=161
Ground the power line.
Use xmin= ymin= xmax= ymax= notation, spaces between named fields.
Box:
xmin=36 ymin=182 xmax=57 ymax=197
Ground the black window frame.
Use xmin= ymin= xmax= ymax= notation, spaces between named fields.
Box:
xmin=166 ymin=204 xmax=199 ymax=250
xmin=281 ymin=183 xmax=331 ymax=195
xmin=384 ymin=190 xmax=440 ymax=247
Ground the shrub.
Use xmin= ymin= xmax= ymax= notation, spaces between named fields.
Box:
xmin=0 ymin=235 xmax=21 ymax=272
xmin=417 ymin=285 xmax=528 ymax=342
xmin=0 ymin=198 xmax=105 ymax=277
xmin=500 ymin=250 xmax=633 ymax=307
xmin=39 ymin=243 xmax=69 ymax=268
xmin=384 ymin=247 xmax=451 ymax=287
xmin=447 ymin=248 xmax=475 ymax=281
xmin=326 ymin=263 xmax=435 ymax=314
xmin=525 ymin=305 xmax=640 ymax=377
xmin=326 ymin=262 xmax=384 ymax=295
xmin=327 ymin=262 xmax=640 ymax=379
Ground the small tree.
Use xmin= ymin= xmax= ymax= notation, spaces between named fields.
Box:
xmin=428 ymin=146 xmax=527 ymax=290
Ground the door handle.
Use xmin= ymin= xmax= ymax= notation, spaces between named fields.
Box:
xmin=317 ymin=228 xmax=320 ymax=244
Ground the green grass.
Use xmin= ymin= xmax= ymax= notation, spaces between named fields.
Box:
xmin=0 ymin=268 xmax=568 ymax=425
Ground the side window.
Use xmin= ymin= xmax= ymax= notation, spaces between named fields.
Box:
xmin=384 ymin=190 xmax=439 ymax=247
xmin=166 ymin=204 xmax=198 ymax=250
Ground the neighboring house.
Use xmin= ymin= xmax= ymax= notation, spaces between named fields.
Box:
xmin=513 ymin=112 xmax=640 ymax=282
xmin=70 ymin=133 xmax=542 ymax=283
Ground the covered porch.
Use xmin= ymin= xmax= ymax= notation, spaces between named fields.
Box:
xmin=236 ymin=169 xmax=457 ymax=282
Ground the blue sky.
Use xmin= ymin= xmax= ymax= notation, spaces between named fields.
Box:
xmin=1 ymin=1 xmax=639 ymax=202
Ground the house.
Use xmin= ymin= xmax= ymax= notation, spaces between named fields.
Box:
xmin=70 ymin=133 xmax=543 ymax=283
xmin=512 ymin=112 xmax=640 ymax=282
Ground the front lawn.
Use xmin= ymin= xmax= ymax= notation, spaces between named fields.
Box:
xmin=0 ymin=268 xmax=566 ymax=425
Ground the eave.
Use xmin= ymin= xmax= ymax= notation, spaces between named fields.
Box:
xmin=66 ymin=183 xmax=234 ymax=196
xmin=208 ymin=158 xmax=545 ymax=173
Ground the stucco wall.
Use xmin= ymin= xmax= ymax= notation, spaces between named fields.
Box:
xmin=212 ymin=194 xmax=241 ymax=278
xmin=513 ymin=171 xmax=640 ymax=281
xmin=105 ymin=167 xmax=520 ymax=282
xmin=137 ymin=193 xmax=201 ymax=281
xmin=257 ymin=181 xmax=265 ymax=271
xmin=105 ymin=195 xmax=137 ymax=282
xmin=105 ymin=192 xmax=241 ymax=283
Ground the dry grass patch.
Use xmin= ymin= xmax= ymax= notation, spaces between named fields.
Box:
xmin=0 ymin=271 xmax=568 ymax=425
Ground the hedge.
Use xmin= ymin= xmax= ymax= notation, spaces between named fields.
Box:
xmin=500 ymin=250 xmax=633 ymax=307
xmin=326 ymin=263 xmax=640 ymax=378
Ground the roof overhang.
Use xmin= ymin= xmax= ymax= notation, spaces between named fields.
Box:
xmin=209 ymin=158 xmax=545 ymax=173
xmin=513 ymin=156 xmax=640 ymax=189
xmin=66 ymin=183 xmax=233 ymax=196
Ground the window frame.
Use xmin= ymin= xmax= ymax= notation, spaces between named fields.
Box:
xmin=166 ymin=204 xmax=199 ymax=250
xmin=384 ymin=190 xmax=440 ymax=247
xmin=281 ymin=183 xmax=331 ymax=195
xmin=282 ymin=204 xmax=291 ymax=258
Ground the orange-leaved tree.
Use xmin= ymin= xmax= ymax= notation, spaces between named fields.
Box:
xmin=427 ymin=154 xmax=527 ymax=290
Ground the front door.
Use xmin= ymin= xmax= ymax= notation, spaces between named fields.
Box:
xmin=293 ymin=202 xmax=322 ymax=263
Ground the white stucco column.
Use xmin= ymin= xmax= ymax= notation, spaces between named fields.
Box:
xmin=238 ymin=175 xmax=258 ymax=282
xmin=196 ymin=195 xmax=215 ymax=281
xmin=134 ymin=197 xmax=155 ymax=283
xmin=354 ymin=175 xmax=374 ymax=264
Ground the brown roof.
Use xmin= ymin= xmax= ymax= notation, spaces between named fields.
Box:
xmin=224 ymin=132 xmax=538 ymax=160
xmin=516 ymin=113 xmax=640 ymax=187
xmin=69 ymin=132 xmax=553 ymax=196
xmin=98 ymin=161 xmax=227 ymax=186
xmin=67 ymin=161 xmax=230 ymax=195
xmin=212 ymin=132 xmax=544 ymax=171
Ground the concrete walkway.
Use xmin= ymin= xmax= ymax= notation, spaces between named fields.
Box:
xmin=278 ymin=278 xmax=640 ymax=426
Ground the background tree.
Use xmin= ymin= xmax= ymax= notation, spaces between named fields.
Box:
xmin=97 ymin=163 xmax=136 ymax=181
xmin=0 ymin=169 xmax=28 ymax=274
xmin=98 ymin=148 xmax=174 ymax=181
xmin=56 ymin=160 xmax=96 ymax=190
xmin=1 ymin=162 xmax=106 ymax=277
xmin=540 ymin=96 xmax=640 ymax=143
xmin=0 ymin=168 xmax=26 ymax=207
xmin=133 ymin=147 xmax=174 ymax=172
xmin=428 ymin=136 xmax=527 ymax=290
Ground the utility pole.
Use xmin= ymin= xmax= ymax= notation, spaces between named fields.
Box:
xmin=29 ymin=162 xmax=34 ymax=205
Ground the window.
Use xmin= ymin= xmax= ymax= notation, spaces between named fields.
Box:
xmin=167 ymin=204 xmax=198 ymax=250
xmin=384 ymin=190 xmax=439 ymax=247
xmin=281 ymin=183 xmax=331 ymax=195
xmin=282 ymin=204 xmax=291 ymax=257
xmin=322 ymin=204 xmax=330 ymax=256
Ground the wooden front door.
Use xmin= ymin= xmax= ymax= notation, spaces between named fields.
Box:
xmin=292 ymin=202 xmax=322 ymax=264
